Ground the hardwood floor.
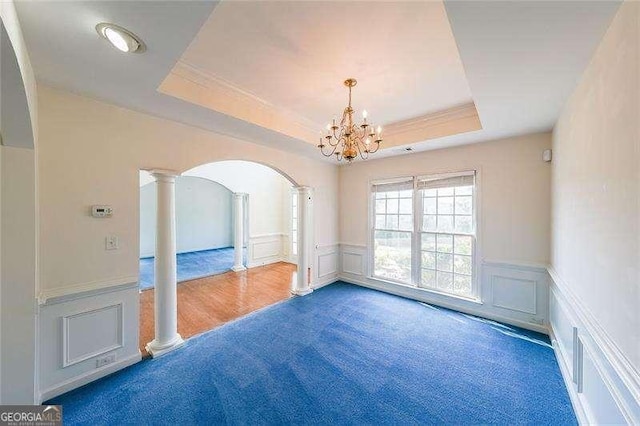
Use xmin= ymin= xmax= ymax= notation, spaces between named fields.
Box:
xmin=140 ymin=262 xmax=296 ymax=356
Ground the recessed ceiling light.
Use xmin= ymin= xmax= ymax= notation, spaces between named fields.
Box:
xmin=95 ymin=23 xmax=146 ymax=53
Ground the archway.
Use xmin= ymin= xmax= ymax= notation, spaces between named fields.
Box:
xmin=140 ymin=160 xmax=313 ymax=357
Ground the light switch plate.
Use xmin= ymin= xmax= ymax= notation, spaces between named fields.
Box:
xmin=105 ymin=235 xmax=119 ymax=250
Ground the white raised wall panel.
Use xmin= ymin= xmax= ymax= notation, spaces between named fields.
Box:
xmin=337 ymin=244 xmax=548 ymax=333
xmin=314 ymin=244 xmax=339 ymax=289
xmin=247 ymin=234 xmax=288 ymax=268
xmin=62 ymin=304 xmax=123 ymax=367
xmin=38 ymin=282 xmax=141 ymax=402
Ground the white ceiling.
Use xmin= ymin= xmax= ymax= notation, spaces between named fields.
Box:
xmin=180 ymin=1 xmax=473 ymax=127
xmin=14 ymin=0 xmax=621 ymax=162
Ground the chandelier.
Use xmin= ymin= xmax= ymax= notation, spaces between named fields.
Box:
xmin=318 ymin=78 xmax=382 ymax=162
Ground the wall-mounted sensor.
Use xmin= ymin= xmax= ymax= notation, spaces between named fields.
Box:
xmin=543 ymin=149 xmax=552 ymax=162
xmin=91 ymin=205 xmax=113 ymax=218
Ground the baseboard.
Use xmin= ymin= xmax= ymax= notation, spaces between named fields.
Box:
xmin=339 ymin=274 xmax=548 ymax=334
xmin=312 ymin=276 xmax=337 ymax=290
xmin=39 ymin=352 xmax=141 ymax=403
xmin=548 ymin=267 xmax=640 ymax=424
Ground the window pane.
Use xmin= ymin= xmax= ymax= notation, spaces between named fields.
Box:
xmin=374 ymin=231 xmax=412 ymax=283
xmin=374 ymin=215 xmax=385 ymax=229
xmin=422 ymin=251 xmax=436 ymax=269
xmin=399 ymin=189 xmax=413 ymax=198
xmin=454 ymin=255 xmax=472 ymax=275
xmin=386 ymin=190 xmax=398 ymax=198
xmin=455 ymin=216 xmax=473 ymax=234
xmin=438 ymin=187 xmax=454 ymax=196
xmin=423 ymin=188 xmax=437 ymax=197
xmin=292 ymin=242 xmax=297 ymax=255
xmin=437 ymin=272 xmax=453 ymax=291
xmin=387 ymin=199 xmax=399 ymax=214
xmin=436 ymin=253 xmax=453 ymax=272
xmin=454 ymin=274 xmax=472 ymax=295
xmin=455 ymin=196 xmax=472 ymax=215
xmin=399 ymin=214 xmax=412 ymax=231
xmin=454 ymin=235 xmax=473 ymax=255
xmin=421 ymin=269 xmax=436 ymax=288
xmin=386 ymin=215 xmax=399 ymax=230
xmin=423 ymin=197 xmax=436 ymax=214
xmin=375 ymin=200 xmax=386 ymax=214
xmin=438 ymin=197 xmax=454 ymax=214
xmin=399 ymin=198 xmax=412 ymax=214
xmin=438 ymin=215 xmax=454 ymax=232
xmin=437 ymin=234 xmax=453 ymax=253
xmin=423 ymin=215 xmax=437 ymax=232
xmin=421 ymin=233 xmax=436 ymax=251
xmin=375 ymin=192 xmax=386 ymax=200
xmin=455 ymin=185 xmax=473 ymax=196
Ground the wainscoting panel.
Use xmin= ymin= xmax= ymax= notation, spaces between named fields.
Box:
xmin=340 ymin=244 xmax=366 ymax=277
xmin=548 ymin=269 xmax=639 ymax=425
xmin=337 ymin=245 xmax=548 ymax=333
xmin=247 ymin=234 xmax=286 ymax=268
xmin=482 ymin=262 xmax=547 ymax=324
xmin=38 ymin=282 xmax=141 ymax=402
xmin=313 ymin=244 xmax=339 ymax=288
xmin=62 ymin=304 xmax=123 ymax=367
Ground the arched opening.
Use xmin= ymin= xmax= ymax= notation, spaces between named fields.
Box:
xmin=138 ymin=160 xmax=311 ymax=357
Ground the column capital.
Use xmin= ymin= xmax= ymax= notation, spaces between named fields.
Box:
xmin=148 ymin=169 xmax=180 ymax=182
xmin=293 ymin=186 xmax=312 ymax=194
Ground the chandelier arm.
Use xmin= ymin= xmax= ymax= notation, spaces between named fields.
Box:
xmin=319 ymin=141 xmax=338 ymax=157
xmin=368 ymin=141 xmax=382 ymax=154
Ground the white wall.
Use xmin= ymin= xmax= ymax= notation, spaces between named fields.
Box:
xmin=550 ymin=1 xmax=639 ymax=423
xmin=36 ymin=84 xmax=339 ymax=399
xmin=139 ymin=176 xmax=233 ymax=257
xmin=340 ymin=132 xmax=552 ymax=264
xmin=184 ymin=160 xmax=291 ymax=238
xmin=0 ymin=0 xmax=38 ymax=404
xmin=337 ymin=133 xmax=553 ymax=332
xmin=37 ymin=84 xmax=338 ymax=297
xmin=1 ymin=147 xmax=37 ymax=403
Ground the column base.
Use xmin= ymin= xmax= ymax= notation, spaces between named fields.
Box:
xmin=231 ymin=265 xmax=247 ymax=272
xmin=145 ymin=334 xmax=185 ymax=358
xmin=292 ymin=288 xmax=313 ymax=296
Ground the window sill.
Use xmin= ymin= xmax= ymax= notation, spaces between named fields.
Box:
xmin=368 ymin=275 xmax=483 ymax=305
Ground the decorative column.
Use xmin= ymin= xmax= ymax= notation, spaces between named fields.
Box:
xmin=232 ymin=193 xmax=247 ymax=272
xmin=293 ymin=186 xmax=313 ymax=296
xmin=146 ymin=170 xmax=184 ymax=357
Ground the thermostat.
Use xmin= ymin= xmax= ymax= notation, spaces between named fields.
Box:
xmin=91 ymin=205 xmax=113 ymax=218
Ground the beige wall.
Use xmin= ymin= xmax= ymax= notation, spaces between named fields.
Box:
xmin=339 ymin=132 xmax=552 ymax=265
xmin=552 ymin=1 xmax=639 ymax=371
xmin=37 ymin=85 xmax=338 ymax=294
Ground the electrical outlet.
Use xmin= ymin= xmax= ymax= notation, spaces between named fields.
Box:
xmin=105 ymin=235 xmax=119 ymax=250
xmin=96 ymin=354 xmax=116 ymax=368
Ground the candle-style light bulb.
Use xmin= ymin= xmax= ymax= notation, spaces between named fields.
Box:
xmin=377 ymin=126 xmax=382 ymax=135
xmin=362 ymin=110 xmax=368 ymax=119
xmin=365 ymin=137 xmax=371 ymax=145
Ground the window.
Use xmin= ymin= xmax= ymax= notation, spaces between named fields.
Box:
xmin=371 ymin=172 xmax=477 ymax=299
xmin=372 ymin=179 xmax=413 ymax=283
xmin=291 ymin=192 xmax=298 ymax=256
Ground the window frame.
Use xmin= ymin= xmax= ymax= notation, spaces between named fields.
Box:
xmin=368 ymin=170 xmax=482 ymax=302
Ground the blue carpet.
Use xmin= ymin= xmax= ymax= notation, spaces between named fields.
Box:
xmin=48 ymin=282 xmax=576 ymax=425
xmin=139 ymin=247 xmax=245 ymax=290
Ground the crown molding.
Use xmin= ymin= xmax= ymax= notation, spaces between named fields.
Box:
xmin=159 ymin=60 xmax=319 ymax=144
xmin=159 ymin=61 xmax=482 ymax=152
xmin=382 ymin=103 xmax=482 ymax=148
